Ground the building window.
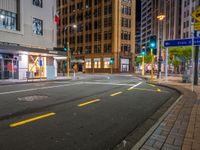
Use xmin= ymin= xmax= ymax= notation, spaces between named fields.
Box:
xmin=121 ymin=31 xmax=131 ymax=40
xmin=32 ymin=18 xmax=43 ymax=35
xmin=94 ymin=45 xmax=101 ymax=53
xmin=33 ymin=0 xmax=43 ymax=8
xmin=85 ymin=60 xmax=91 ymax=68
xmin=104 ymin=32 xmax=112 ymax=40
xmin=104 ymin=44 xmax=112 ymax=53
xmin=0 ymin=9 xmax=17 ymax=31
xmin=94 ymin=59 xmax=101 ymax=68
xmin=121 ymin=18 xmax=131 ymax=28
xmin=104 ymin=60 xmax=110 ymax=68
xmin=85 ymin=46 xmax=91 ymax=54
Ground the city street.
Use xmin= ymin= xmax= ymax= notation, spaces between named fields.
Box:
xmin=0 ymin=74 xmax=180 ymax=150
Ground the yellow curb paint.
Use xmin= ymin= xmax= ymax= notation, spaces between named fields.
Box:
xmin=78 ymin=99 xmax=100 ymax=107
xmin=110 ymin=92 xmax=123 ymax=97
xmin=9 ymin=112 xmax=56 ymax=128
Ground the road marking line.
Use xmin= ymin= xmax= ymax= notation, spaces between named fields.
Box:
xmin=148 ymin=84 xmax=156 ymax=87
xmin=78 ymin=99 xmax=100 ymax=107
xmin=157 ymin=88 xmax=161 ymax=92
xmin=9 ymin=112 xmax=56 ymax=128
xmin=110 ymin=92 xmax=123 ymax=97
xmin=127 ymin=82 xmax=142 ymax=91
xmin=0 ymin=83 xmax=80 ymax=95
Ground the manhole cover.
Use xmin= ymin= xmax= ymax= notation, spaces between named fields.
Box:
xmin=18 ymin=95 xmax=48 ymax=102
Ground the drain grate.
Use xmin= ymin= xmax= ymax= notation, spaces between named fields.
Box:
xmin=18 ymin=95 xmax=48 ymax=102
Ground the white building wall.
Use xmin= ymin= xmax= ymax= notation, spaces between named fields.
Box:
xmin=0 ymin=0 xmax=57 ymax=49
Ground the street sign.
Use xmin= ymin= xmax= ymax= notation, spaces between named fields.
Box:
xmin=164 ymin=38 xmax=200 ymax=47
xmin=194 ymin=30 xmax=200 ymax=37
xmin=192 ymin=6 xmax=200 ymax=22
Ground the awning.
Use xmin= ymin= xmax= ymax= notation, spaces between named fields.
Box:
xmin=0 ymin=43 xmax=66 ymax=57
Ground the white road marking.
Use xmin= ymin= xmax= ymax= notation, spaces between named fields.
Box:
xmin=127 ymin=82 xmax=143 ymax=90
xmin=80 ymin=82 xmax=138 ymax=86
xmin=0 ymin=83 xmax=80 ymax=95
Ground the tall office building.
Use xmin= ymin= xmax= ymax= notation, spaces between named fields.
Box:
xmin=0 ymin=0 xmax=65 ymax=80
xmin=57 ymin=0 xmax=136 ymax=73
xmin=181 ymin=0 xmax=200 ymax=38
xmin=140 ymin=0 xmax=181 ymax=55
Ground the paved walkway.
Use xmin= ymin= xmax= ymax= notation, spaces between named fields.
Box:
xmin=132 ymin=75 xmax=200 ymax=150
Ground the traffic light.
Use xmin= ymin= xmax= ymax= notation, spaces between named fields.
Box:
xmin=110 ymin=57 xmax=114 ymax=65
xmin=149 ymin=35 xmax=157 ymax=55
xmin=149 ymin=35 xmax=157 ymax=49
xmin=141 ymin=47 xmax=146 ymax=55
xmin=64 ymin=44 xmax=67 ymax=51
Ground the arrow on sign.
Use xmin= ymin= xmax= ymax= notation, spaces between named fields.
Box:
xmin=192 ymin=6 xmax=200 ymax=22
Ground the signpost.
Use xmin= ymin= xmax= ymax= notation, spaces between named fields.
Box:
xmin=164 ymin=38 xmax=200 ymax=47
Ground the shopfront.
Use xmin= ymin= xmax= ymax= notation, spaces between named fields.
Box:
xmin=28 ymin=55 xmax=46 ymax=78
xmin=0 ymin=53 xmax=19 ymax=79
xmin=121 ymin=58 xmax=130 ymax=72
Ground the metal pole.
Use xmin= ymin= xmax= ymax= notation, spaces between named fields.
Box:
xmin=191 ymin=23 xmax=194 ymax=92
xmin=67 ymin=42 xmax=70 ymax=78
xmin=151 ymin=48 xmax=154 ymax=81
xmin=165 ymin=48 xmax=168 ymax=82
xmin=142 ymin=54 xmax=145 ymax=76
xmin=39 ymin=55 xmax=41 ymax=81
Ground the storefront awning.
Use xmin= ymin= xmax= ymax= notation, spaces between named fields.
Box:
xmin=0 ymin=43 xmax=66 ymax=57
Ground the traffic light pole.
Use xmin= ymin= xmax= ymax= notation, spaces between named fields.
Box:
xmin=165 ymin=48 xmax=168 ymax=82
xmin=150 ymin=49 xmax=154 ymax=81
xmin=142 ymin=54 xmax=145 ymax=76
xmin=67 ymin=42 xmax=70 ymax=78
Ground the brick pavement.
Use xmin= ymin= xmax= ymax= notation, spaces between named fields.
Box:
xmin=132 ymin=76 xmax=200 ymax=150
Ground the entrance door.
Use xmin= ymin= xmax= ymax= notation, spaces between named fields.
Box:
xmin=4 ymin=59 xmax=12 ymax=79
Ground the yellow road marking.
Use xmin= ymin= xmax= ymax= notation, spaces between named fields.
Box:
xmin=78 ymin=99 xmax=100 ymax=107
xmin=110 ymin=92 xmax=123 ymax=97
xmin=157 ymin=88 xmax=161 ymax=92
xmin=148 ymin=84 xmax=156 ymax=87
xmin=127 ymin=87 xmax=134 ymax=91
xmin=9 ymin=112 xmax=56 ymax=128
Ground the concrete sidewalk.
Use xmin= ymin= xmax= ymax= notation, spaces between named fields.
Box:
xmin=132 ymin=75 xmax=200 ymax=150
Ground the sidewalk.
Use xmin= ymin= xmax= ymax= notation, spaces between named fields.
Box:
xmin=132 ymin=75 xmax=200 ymax=150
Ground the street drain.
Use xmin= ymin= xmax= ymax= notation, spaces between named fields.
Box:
xmin=18 ymin=95 xmax=48 ymax=102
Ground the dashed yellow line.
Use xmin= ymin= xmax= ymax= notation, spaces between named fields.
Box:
xmin=148 ymin=84 xmax=156 ymax=87
xmin=78 ymin=99 xmax=100 ymax=107
xmin=157 ymin=88 xmax=161 ymax=92
xmin=9 ymin=112 xmax=56 ymax=128
xmin=110 ymin=92 xmax=123 ymax=97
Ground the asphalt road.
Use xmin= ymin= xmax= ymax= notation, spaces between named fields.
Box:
xmin=0 ymin=74 xmax=179 ymax=150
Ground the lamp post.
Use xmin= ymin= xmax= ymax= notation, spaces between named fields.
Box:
xmin=64 ymin=24 xmax=77 ymax=78
xmin=157 ymin=15 xmax=165 ymax=81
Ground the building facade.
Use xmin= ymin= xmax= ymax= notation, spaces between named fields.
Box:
xmin=57 ymin=0 xmax=136 ymax=73
xmin=140 ymin=0 xmax=182 ymax=65
xmin=181 ymin=0 xmax=200 ymax=39
xmin=0 ymin=0 xmax=64 ymax=80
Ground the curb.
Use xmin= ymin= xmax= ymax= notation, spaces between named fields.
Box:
xmin=131 ymin=94 xmax=183 ymax=150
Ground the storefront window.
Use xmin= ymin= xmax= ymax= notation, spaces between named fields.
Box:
xmin=28 ymin=55 xmax=46 ymax=78
xmin=94 ymin=61 xmax=101 ymax=68
xmin=85 ymin=61 xmax=91 ymax=68
xmin=0 ymin=9 xmax=17 ymax=31
xmin=104 ymin=61 xmax=110 ymax=68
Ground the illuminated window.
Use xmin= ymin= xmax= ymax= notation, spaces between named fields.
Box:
xmin=94 ymin=61 xmax=101 ymax=68
xmin=104 ymin=60 xmax=110 ymax=68
xmin=85 ymin=61 xmax=91 ymax=68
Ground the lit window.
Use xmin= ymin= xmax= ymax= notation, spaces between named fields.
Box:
xmin=85 ymin=61 xmax=91 ymax=68
xmin=94 ymin=61 xmax=101 ymax=68
xmin=32 ymin=18 xmax=43 ymax=35
xmin=104 ymin=61 xmax=110 ymax=68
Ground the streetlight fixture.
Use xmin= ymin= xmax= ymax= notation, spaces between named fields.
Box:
xmin=64 ymin=24 xmax=77 ymax=78
xmin=157 ymin=14 xmax=165 ymax=81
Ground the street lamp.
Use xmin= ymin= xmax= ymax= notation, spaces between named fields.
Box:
xmin=64 ymin=24 xmax=77 ymax=78
xmin=157 ymin=14 xmax=165 ymax=80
